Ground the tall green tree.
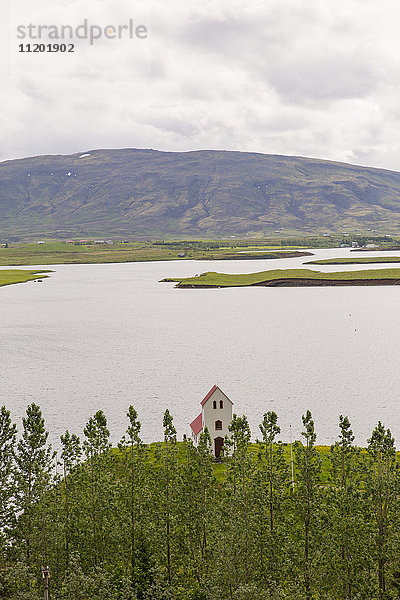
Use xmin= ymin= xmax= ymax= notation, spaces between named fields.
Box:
xmin=13 ymin=403 xmax=55 ymax=576
xmin=325 ymin=415 xmax=365 ymax=600
xmin=177 ymin=430 xmax=216 ymax=592
xmin=222 ymin=414 xmax=253 ymax=596
xmin=196 ymin=426 xmax=215 ymax=567
xmin=292 ymin=410 xmax=321 ymax=600
xmin=153 ymin=409 xmax=178 ymax=586
xmin=255 ymin=411 xmax=289 ymax=587
xmin=83 ymin=410 xmax=112 ymax=568
xmin=60 ymin=430 xmax=82 ymax=569
xmin=366 ymin=422 xmax=399 ymax=599
xmin=0 ymin=406 xmax=17 ymax=560
xmin=118 ymin=407 xmax=151 ymax=597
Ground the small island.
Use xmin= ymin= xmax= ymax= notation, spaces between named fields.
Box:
xmin=0 ymin=269 xmax=52 ymax=288
xmin=162 ymin=268 xmax=400 ymax=288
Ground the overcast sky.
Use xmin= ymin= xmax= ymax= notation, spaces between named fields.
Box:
xmin=1 ymin=0 xmax=400 ymax=170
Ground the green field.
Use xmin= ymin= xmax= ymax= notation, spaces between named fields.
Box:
xmin=2 ymin=236 xmax=400 ymax=267
xmin=163 ymin=267 xmax=400 ymax=287
xmin=0 ymin=240 xmax=312 ymax=266
xmin=0 ymin=269 xmax=51 ymax=287
xmin=306 ymin=256 xmax=400 ymax=265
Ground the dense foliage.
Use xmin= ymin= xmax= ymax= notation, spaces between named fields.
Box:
xmin=1 ymin=404 xmax=400 ymax=600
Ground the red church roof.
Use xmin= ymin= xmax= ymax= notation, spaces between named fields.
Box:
xmin=190 ymin=413 xmax=203 ymax=435
xmin=200 ymin=384 xmax=218 ymax=406
xmin=200 ymin=385 xmax=234 ymax=406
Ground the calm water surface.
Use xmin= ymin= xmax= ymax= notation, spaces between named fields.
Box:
xmin=1 ymin=248 xmax=400 ymax=447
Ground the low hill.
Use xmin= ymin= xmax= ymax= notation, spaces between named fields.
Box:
xmin=1 ymin=148 xmax=400 ymax=239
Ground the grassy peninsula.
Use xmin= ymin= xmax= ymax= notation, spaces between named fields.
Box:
xmin=306 ymin=256 xmax=400 ymax=265
xmin=163 ymin=267 xmax=400 ymax=287
xmin=0 ymin=269 xmax=51 ymax=287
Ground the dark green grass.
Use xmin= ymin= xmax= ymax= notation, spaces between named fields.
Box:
xmin=163 ymin=267 xmax=400 ymax=288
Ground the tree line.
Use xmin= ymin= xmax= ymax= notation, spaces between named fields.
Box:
xmin=0 ymin=404 xmax=400 ymax=600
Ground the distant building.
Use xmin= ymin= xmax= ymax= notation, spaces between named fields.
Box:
xmin=190 ymin=385 xmax=233 ymax=458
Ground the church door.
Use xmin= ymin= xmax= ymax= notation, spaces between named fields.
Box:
xmin=214 ymin=436 xmax=224 ymax=459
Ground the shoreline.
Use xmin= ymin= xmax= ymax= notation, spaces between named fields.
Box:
xmin=176 ymin=277 xmax=400 ymax=288
xmin=0 ymin=269 xmax=52 ymax=288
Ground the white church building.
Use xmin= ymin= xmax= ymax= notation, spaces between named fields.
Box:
xmin=190 ymin=385 xmax=233 ymax=458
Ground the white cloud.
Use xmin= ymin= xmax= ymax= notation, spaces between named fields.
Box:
xmin=1 ymin=0 xmax=400 ymax=170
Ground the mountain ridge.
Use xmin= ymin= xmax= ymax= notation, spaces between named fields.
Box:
xmin=1 ymin=148 xmax=400 ymax=239
xmin=2 ymin=148 xmax=397 ymax=173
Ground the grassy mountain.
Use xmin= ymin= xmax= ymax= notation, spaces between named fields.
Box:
xmin=1 ymin=148 xmax=400 ymax=239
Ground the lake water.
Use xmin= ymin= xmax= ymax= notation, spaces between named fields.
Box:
xmin=2 ymin=248 xmax=400 ymax=448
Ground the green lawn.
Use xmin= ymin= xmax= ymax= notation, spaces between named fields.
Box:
xmin=129 ymin=441 xmax=332 ymax=483
xmin=306 ymin=256 xmax=400 ymax=265
xmin=0 ymin=242 xmax=170 ymax=265
xmin=163 ymin=267 xmax=400 ymax=287
xmin=0 ymin=269 xmax=51 ymax=288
